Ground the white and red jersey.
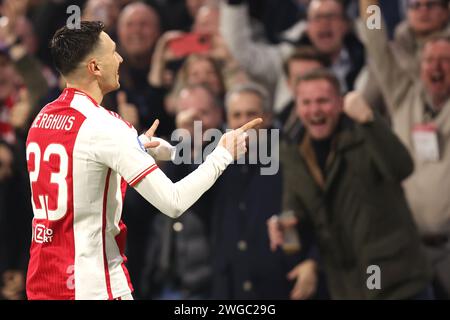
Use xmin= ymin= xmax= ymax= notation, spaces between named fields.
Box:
xmin=26 ymin=88 xmax=157 ymax=300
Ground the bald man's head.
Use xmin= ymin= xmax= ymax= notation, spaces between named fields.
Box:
xmin=117 ymin=2 xmax=161 ymax=57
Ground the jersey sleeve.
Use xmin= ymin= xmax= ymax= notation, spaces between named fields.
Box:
xmin=92 ymin=117 xmax=158 ymax=186
xmin=90 ymin=110 xmax=233 ymax=219
xmin=134 ymin=145 xmax=233 ymax=218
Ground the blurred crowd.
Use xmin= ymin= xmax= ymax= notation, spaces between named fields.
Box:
xmin=0 ymin=0 xmax=449 ymax=300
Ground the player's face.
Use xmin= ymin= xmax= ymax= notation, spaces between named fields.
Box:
xmin=296 ymin=79 xmax=342 ymax=141
xmin=95 ymin=32 xmax=123 ymax=94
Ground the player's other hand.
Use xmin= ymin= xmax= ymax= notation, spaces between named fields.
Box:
xmin=218 ymin=118 xmax=262 ymax=160
xmin=143 ymin=119 xmax=161 ymax=149
xmin=140 ymin=119 xmax=177 ymax=161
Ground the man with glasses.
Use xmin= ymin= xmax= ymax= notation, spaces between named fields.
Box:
xmin=219 ymin=0 xmax=365 ymax=113
xmin=407 ymin=0 xmax=449 ymax=37
xmin=380 ymin=0 xmax=450 ymax=77
xmin=361 ymin=0 xmax=450 ymax=299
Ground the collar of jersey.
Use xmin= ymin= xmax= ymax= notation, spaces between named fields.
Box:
xmin=64 ymin=87 xmax=100 ymax=107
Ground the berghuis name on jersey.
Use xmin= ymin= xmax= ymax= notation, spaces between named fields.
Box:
xmin=31 ymin=113 xmax=76 ymax=131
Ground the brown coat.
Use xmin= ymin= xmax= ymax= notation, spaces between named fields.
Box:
xmin=281 ymin=115 xmax=432 ymax=299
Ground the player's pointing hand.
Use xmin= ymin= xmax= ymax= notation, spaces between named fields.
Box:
xmin=218 ymin=117 xmax=263 ymax=160
xmin=237 ymin=118 xmax=264 ymax=133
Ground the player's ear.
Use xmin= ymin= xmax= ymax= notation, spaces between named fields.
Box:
xmin=87 ymin=58 xmax=101 ymax=77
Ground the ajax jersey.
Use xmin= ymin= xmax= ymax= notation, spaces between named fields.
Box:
xmin=26 ymin=88 xmax=157 ymax=299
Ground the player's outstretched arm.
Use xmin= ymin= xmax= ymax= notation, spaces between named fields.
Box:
xmin=134 ymin=118 xmax=262 ymax=218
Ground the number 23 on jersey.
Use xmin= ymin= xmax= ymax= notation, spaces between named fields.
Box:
xmin=26 ymin=143 xmax=69 ymax=221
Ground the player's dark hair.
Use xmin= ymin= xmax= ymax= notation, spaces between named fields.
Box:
xmin=50 ymin=21 xmax=105 ymax=76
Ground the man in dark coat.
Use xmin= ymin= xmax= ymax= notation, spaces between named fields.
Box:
xmin=210 ymin=83 xmax=324 ymax=299
xmin=269 ymin=69 xmax=432 ymax=299
xmin=140 ymin=84 xmax=224 ymax=299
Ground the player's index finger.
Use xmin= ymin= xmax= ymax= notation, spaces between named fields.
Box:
xmin=239 ymin=118 xmax=263 ymax=132
xmin=146 ymin=119 xmax=160 ymax=136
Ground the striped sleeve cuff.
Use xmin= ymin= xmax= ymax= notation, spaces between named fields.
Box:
xmin=128 ymin=164 xmax=159 ymax=187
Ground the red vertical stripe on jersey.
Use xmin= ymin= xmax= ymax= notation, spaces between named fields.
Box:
xmin=115 ymin=220 xmax=133 ymax=292
xmin=102 ymin=169 xmax=113 ymax=300
xmin=118 ymin=178 xmax=133 ymax=292
xmin=120 ymin=178 xmax=127 ymax=202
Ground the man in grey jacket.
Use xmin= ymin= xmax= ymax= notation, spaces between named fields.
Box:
xmin=361 ymin=0 xmax=450 ymax=299
xmin=394 ymin=0 xmax=450 ymax=77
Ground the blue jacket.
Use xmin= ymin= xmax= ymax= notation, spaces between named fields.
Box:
xmin=210 ymin=159 xmax=306 ymax=299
